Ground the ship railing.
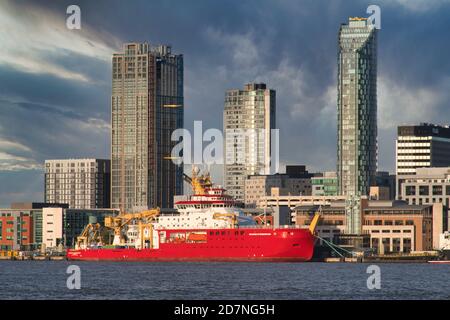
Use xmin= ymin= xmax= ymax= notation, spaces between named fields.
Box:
xmin=158 ymin=213 xmax=181 ymax=217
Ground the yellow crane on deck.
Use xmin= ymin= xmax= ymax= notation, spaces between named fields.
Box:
xmin=183 ymin=167 xmax=212 ymax=195
xmin=104 ymin=208 xmax=160 ymax=247
xmin=76 ymin=223 xmax=110 ymax=249
xmin=309 ymin=210 xmax=321 ymax=234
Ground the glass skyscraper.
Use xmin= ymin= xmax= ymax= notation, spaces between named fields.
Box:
xmin=111 ymin=43 xmax=183 ymax=211
xmin=337 ymin=17 xmax=378 ymax=198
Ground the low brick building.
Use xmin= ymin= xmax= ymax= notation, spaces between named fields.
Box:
xmin=0 ymin=203 xmax=118 ymax=250
xmin=0 ymin=210 xmax=34 ymax=251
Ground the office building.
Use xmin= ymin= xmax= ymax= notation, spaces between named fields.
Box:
xmin=400 ymin=167 xmax=450 ymax=207
xmin=285 ymin=165 xmax=310 ymax=178
xmin=399 ymin=167 xmax=450 ymax=242
xmin=45 ymin=159 xmax=110 ymax=209
xmin=375 ymin=171 xmax=396 ymax=200
xmin=0 ymin=203 xmax=68 ymax=251
xmin=337 ymin=17 xmax=378 ymax=198
xmin=293 ymin=200 xmax=440 ymax=253
xmin=369 ymin=186 xmax=390 ymax=200
xmin=396 ymin=123 xmax=450 ymax=198
xmin=224 ymin=83 xmax=276 ymax=201
xmin=311 ymin=172 xmax=338 ymax=196
xmin=0 ymin=203 xmax=118 ymax=250
xmin=111 ymin=43 xmax=183 ymax=211
xmin=244 ymin=166 xmax=312 ymax=208
xmin=258 ymin=194 xmax=347 ymax=212
xmin=43 ymin=207 xmax=119 ymax=248
xmin=0 ymin=209 xmax=34 ymax=251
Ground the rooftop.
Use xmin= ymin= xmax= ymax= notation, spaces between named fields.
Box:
xmin=45 ymin=159 xmax=110 ymax=162
xmin=398 ymin=123 xmax=450 ymax=138
xmin=408 ymin=167 xmax=450 ymax=177
xmin=346 ymin=17 xmax=371 ymax=28
xmin=293 ymin=200 xmax=432 ymax=212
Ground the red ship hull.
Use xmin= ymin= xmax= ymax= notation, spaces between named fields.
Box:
xmin=67 ymin=227 xmax=315 ymax=262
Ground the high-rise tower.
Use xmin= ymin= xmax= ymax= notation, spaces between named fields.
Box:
xmin=223 ymin=83 xmax=276 ymax=202
xmin=111 ymin=43 xmax=183 ymax=211
xmin=337 ymin=17 xmax=378 ymax=198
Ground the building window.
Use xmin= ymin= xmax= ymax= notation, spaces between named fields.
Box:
xmin=405 ymin=186 xmax=416 ymax=196
xmin=419 ymin=186 xmax=429 ymax=196
xmin=403 ymin=238 xmax=412 ymax=253
xmin=445 ymin=185 xmax=450 ymax=196
xmin=432 ymin=185 xmax=443 ymax=196
xmin=382 ymin=238 xmax=390 ymax=254
xmin=371 ymin=238 xmax=379 ymax=250
xmin=393 ymin=238 xmax=401 ymax=252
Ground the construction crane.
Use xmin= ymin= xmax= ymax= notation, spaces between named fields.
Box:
xmin=104 ymin=208 xmax=160 ymax=246
xmin=76 ymin=223 xmax=110 ymax=249
xmin=183 ymin=173 xmax=192 ymax=184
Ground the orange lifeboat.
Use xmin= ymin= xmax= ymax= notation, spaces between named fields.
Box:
xmin=187 ymin=232 xmax=207 ymax=242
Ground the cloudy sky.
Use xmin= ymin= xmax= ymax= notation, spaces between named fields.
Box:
xmin=0 ymin=0 xmax=450 ymax=207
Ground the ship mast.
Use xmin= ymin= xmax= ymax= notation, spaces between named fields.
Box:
xmin=184 ymin=166 xmax=213 ymax=195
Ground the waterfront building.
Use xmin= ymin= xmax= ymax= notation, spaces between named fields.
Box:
xmin=0 ymin=203 xmax=118 ymax=250
xmin=244 ymin=165 xmax=312 ymax=208
xmin=259 ymin=194 xmax=362 ymax=248
xmin=337 ymin=17 xmax=378 ymax=199
xmin=399 ymin=167 xmax=450 ymax=207
xmin=45 ymin=159 xmax=110 ymax=209
xmin=399 ymin=167 xmax=450 ymax=246
xmin=311 ymin=172 xmax=338 ymax=196
xmin=0 ymin=203 xmax=68 ymax=251
xmin=258 ymin=194 xmax=347 ymax=212
xmin=396 ymin=123 xmax=450 ymax=198
xmin=0 ymin=209 xmax=34 ymax=251
xmin=293 ymin=200 xmax=440 ymax=253
xmin=111 ymin=43 xmax=183 ymax=211
xmin=42 ymin=207 xmax=63 ymax=248
xmin=363 ymin=202 xmax=439 ymax=253
xmin=224 ymin=83 xmax=276 ymax=202
xmin=43 ymin=208 xmax=119 ymax=248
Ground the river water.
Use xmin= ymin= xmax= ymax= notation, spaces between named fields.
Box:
xmin=0 ymin=261 xmax=448 ymax=300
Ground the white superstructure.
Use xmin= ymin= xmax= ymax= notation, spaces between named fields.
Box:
xmin=440 ymin=232 xmax=450 ymax=250
xmin=154 ymin=187 xmax=256 ymax=230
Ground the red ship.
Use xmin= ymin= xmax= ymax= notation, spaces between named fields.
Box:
xmin=67 ymin=168 xmax=318 ymax=262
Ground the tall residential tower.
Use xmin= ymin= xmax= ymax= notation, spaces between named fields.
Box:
xmin=45 ymin=159 xmax=110 ymax=209
xmin=337 ymin=17 xmax=378 ymax=197
xmin=111 ymin=43 xmax=183 ymax=211
xmin=223 ymin=83 xmax=276 ymax=202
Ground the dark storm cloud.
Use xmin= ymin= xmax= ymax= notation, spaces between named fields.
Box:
xmin=1 ymin=0 xmax=450 ymax=206
xmin=0 ymin=63 xmax=109 ymax=115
